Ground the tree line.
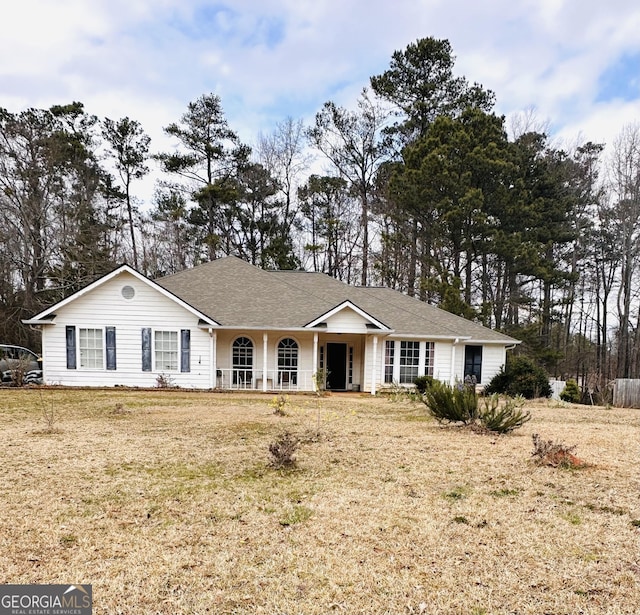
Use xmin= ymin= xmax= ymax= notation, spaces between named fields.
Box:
xmin=1 ymin=37 xmax=639 ymax=395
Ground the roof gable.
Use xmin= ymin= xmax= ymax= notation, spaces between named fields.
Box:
xmin=24 ymin=265 xmax=220 ymax=326
xmin=304 ymin=301 xmax=391 ymax=332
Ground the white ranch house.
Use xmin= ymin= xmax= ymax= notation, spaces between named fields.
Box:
xmin=24 ymin=257 xmax=518 ymax=393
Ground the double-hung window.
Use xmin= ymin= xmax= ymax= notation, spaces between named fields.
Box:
xmin=79 ymin=328 xmax=103 ymax=369
xmin=384 ymin=340 xmax=395 ymax=383
xmin=66 ymin=326 xmax=116 ymax=370
xmin=399 ymin=341 xmax=420 ymax=383
xmin=155 ymin=330 xmax=178 ymax=371
xmin=424 ymin=342 xmax=435 ymax=377
xmin=141 ymin=328 xmax=190 ymax=373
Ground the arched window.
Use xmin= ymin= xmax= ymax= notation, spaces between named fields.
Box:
xmin=277 ymin=338 xmax=298 ymax=388
xmin=232 ymin=337 xmax=254 ymax=387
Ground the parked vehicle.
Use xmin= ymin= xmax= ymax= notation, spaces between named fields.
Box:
xmin=0 ymin=344 xmax=43 ymax=385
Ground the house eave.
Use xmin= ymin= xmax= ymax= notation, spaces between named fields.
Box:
xmin=26 ymin=265 xmax=220 ymax=327
xmin=304 ymin=300 xmax=392 ymax=331
xmin=198 ymin=324 xmax=396 ymax=334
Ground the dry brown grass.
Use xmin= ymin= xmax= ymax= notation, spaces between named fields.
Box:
xmin=1 ymin=389 xmax=639 ymax=614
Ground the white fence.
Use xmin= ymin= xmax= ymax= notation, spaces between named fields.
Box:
xmin=613 ymin=379 xmax=640 ymax=408
xmin=549 ymin=379 xmax=566 ymax=400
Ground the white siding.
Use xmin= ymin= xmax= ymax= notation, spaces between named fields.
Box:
xmin=479 ymin=344 xmax=507 ymax=385
xmin=363 ymin=338 xmax=458 ymax=392
xmin=433 ymin=342 xmax=453 ymax=384
xmin=323 ymin=308 xmax=371 ymax=333
xmin=453 ymin=343 xmax=506 ymax=386
xmin=364 ymin=339 xmax=507 ymax=392
xmin=41 ymin=271 xmax=213 ymax=388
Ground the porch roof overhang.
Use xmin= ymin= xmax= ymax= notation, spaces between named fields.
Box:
xmin=197 ymin=323 xmax=396 ymax=335
xmin=304 ymin=300 xmax=392 ymax=331
xmin=22 ymin=314 xmax=56 ymax=326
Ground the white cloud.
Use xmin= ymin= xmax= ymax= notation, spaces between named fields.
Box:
xmin=1 ymin=0 xmax=639 ymax=207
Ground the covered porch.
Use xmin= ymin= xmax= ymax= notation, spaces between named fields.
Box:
xmin=205 ymin=328 xmax=384 ymax=394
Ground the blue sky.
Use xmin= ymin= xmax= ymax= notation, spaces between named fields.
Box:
xmin=2 ymin=0 xmax=639 ymax=206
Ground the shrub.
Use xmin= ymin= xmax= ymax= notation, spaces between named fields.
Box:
xmin=485 ymin=356 xmax=552 ymax=399
xmin=531 ymin=433 xmax=586 ymax=468
xmin=560 ymin=379 xmax=581 ymax=403
xmin=423 ymin=380 xmax=478 ymax=424
xmin=268 ymin=432 xmax=300 ymax=469
xmin=478 ymin=394 xmax=531 ymax=434
xmin=270 ymin=394 xmax=289 ymax=416
xmin=423 ymin=383 xmax=530 ymax=434
xmin=155 ymin=372 xmax=176 ymax=388
xmin=414 ymin=375 xmax=434 ymax=395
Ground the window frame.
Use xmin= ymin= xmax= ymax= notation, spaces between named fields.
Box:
xmin=424 ymin=341 xmax=435 ymax=377
xmin=384 ymin=340 xmax=435 ymax=385
xmin=277 ymin=337 xmax=299 ymax=387
xmin=154 ymin=330 xmax=179 ymax=372
xmin=399 ymin=340 xmax=420 ymax=384
xmin=232 ymin=336 xmax=254 ymax=386
xmin=141 ymin=328 xmax=190 ymax=373
xmin=78 ymin=327 xmax=105 ymax=370
xmin=384 ymin=340 xmax=395 ymax=384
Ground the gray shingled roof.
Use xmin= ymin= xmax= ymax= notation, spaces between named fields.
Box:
xmin=155 ymin=256 xmax=517 ymax=344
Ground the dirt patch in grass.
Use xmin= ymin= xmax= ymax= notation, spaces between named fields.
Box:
xmin=1 ymin=389 xmax=639 ymax=614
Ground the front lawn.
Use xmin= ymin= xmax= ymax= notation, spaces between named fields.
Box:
xmin=1 ymin=389 xmax=638 ymax=614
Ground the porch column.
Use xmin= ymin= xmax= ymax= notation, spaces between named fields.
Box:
xmin=450 ymin=338 xmax=459 ymax=386
xmin=263 ymin=333 xmax=268 ymax=392
xmin=210 ymin=329 xmax=217 ymax=389
xmin=371 ymin=335 xmax=378 ymax=395
xmin=312 ymin=332 xmax=318 ymax=393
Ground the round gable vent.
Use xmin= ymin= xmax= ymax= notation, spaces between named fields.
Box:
xmin=121 ymin=285 xmax=135 ymax=300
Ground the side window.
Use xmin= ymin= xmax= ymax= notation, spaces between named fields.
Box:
xmin=384 ymin=340 xmax=395 ymax=383
xmin=142 ymin=329 xmax=190 ymax=373
xmin=66 ymin=328 xmax=117 ymax=370
xmin=79 ymin=328 xmax=104 ymax=369
xmin=155 ymin=330 xmax=178 ymax=371
xmin=424 ymin=342 xmax=434 ymax=377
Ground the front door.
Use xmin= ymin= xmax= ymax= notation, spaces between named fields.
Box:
xmin=326 ymin=343 xmax=347 ymax=391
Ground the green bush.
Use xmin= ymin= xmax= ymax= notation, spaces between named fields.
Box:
xmin=560 ymin=379 xmax=581 ymax=403
xmin=423 ymin=380 xmax=478 ymax=424
xmin=423 ymin=383 xmax=529 ymax=434
xmin=414 ymin=375 xmax=434 ymax=395
xmin=485 ymin=356 xmax=552 ymax=399
xmin=478 ymin=394 xmax=531 ymax=434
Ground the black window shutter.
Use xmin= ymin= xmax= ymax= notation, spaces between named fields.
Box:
xmin=66 ymin=326 xmax=76 ymax=370
xmin=141 ymin=327 xmax=152 ymax=372
xmin=106 ymin=326 xmax=117 ymax=370
xmin=180 ymin=329 xmax=190 ymax=373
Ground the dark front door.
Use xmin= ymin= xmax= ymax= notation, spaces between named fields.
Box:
xmin=326 ymin=343 xmax=347 ymax=390
xmin=464 ymin=345 xmax=483 ymax=384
